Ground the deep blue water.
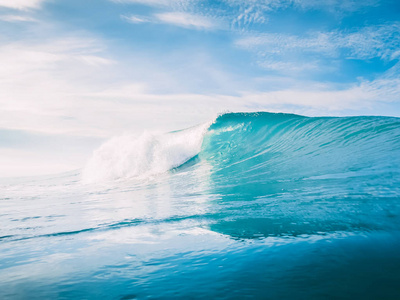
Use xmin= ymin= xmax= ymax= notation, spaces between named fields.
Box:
xmin=1 ymin=112 xmax=400 ymax=299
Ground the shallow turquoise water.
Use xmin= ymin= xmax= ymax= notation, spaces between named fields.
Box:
xmin=1 ymin=112 xmax=400 ymax=299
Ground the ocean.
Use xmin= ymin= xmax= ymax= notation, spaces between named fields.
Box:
xmin=1 ymin=112 xmax=400 ymax=299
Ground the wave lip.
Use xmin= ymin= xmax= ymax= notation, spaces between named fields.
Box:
xmin=82 ymin=122 xmax=211 ymax=183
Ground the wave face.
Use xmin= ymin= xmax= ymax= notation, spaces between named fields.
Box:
xmin=202 ymin=112 xmax=400 ymax=187
xmin=3 ymin=112 xmax=400 ymax=299
xmin=197 ymin=112 xmax=400 ymax=237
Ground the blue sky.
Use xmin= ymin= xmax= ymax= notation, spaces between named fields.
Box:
xmin=1 ymin=0 xmax=400 ymax=176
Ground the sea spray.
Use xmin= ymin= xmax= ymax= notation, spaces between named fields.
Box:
xmin=82 ymin=121 xmax=212 ymax=183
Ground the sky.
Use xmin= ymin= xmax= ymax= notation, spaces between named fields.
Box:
xmin=1 ymin=0 xmax=400 ymax=177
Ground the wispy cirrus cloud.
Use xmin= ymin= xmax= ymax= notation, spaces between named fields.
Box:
xmin=225 ymin=0 xmax=380 ymax=28
xmin=237 ymin=23 xmax=400 ymax=59
xmin=121 ymin=15 xmax=151 ymax=24
xmin=0 ymin=14 xmax=37 ymax=22
xmin=0 ymin=0 xmax=46 ymax=10
xmin=122 ymin=11 xmax=218 ymax=30
xmin=236 ymin=23 xmax=400 ymax=72
xmin=155 ymin=12 xmax=217 ymax=29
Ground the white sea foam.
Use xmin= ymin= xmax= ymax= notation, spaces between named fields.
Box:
xmin=81 ymin=122 xmax=211 ymax=183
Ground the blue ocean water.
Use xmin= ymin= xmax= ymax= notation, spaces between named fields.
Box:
xmin=1 ymin=112 xmax=400 ymax=299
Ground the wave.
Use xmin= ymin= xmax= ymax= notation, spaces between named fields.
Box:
xmin=82 ymin=112 xmax=400 ymax=184
xmin=202 ymin=112 xmax=400 ymax=181
xmin=82 ymin=122 xmax=211 ymax=183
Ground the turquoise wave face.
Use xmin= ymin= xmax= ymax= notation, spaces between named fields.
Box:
xmin=1 ymin=112 xmax=400 ymax=299
xmin=203 ymin=112 xmax=400 ymax=180
xmin=195 ymin=112 xmax=400 ymax=238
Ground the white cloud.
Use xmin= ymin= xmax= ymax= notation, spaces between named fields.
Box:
xmin=340 ymin=24 xmax=400 ymax=60
xmin=155 ymin=12 xmax=216 ymax=29
xmin=121 ymin=15 xmax=151 ymax=24
xmin=0 ymin=14 xmax=37 ymax=22
xmin=121 ymin=12 xmax=218 ymax=30
xmin=237 ymin=32 xmax=336 ymax=54
xmin=0 ymin=37 xmax=118 ymax=136
xmin=258 ymin=61 xmax=319 ymax=72
xmin=0 ymin=0 xmax=45 ymax=10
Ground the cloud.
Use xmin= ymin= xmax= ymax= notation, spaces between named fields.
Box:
xmin=258 ymin=61 xmax=319 ymax=72
xmin=235 ymin=23 xmax=400 ymax=71
xmin=121 ymin=15 xmax=151 ymax=24
xmin=121 ymin=11 xmax=218 ymax=30
xmin=112 ymin=0 xmax=382 ymax=34
xmin=0 ymin=36 xmax=118 ymax=136
xmin=237 ymin=23 xmax=400 ymax=59
xmin=0 ymin=15 xmax=37 ymax=22
xmin=0 ymin=0 xmax=46 ymax=10
xmin=112 ymin=0 xmax=194 ymax=9
xmin=237 ymin=32 xmax=335 ymax=55
xmin=155 ymin=12 xmax=217 ymax=29
xmin=225 ymin=0 xmax=380 ymax=29
xmin=293 ymin=0 xmax=379 ymax=12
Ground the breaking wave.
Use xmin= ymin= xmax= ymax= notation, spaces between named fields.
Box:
xmin=82 ymin=112 xmax=400 ymax=185
xmin=82 ymin=122 xmax=211 ymax=183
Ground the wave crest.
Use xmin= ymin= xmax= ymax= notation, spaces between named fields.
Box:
xmin=82 ymin=122 xmax=211 ymax=183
